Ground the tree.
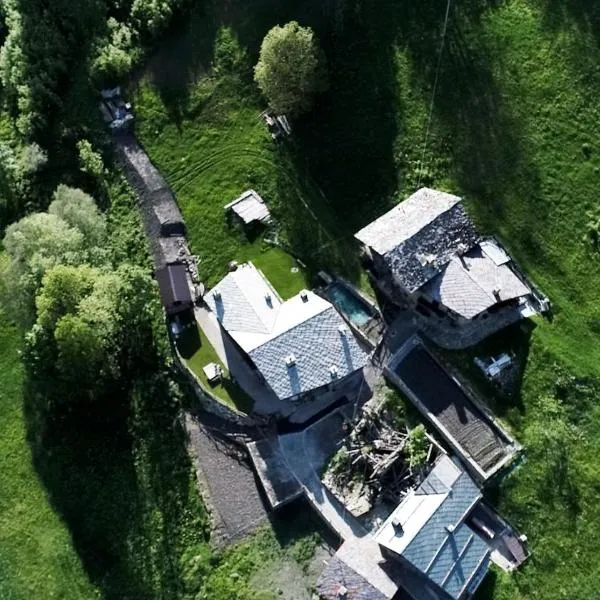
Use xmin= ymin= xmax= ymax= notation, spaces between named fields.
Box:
xmin=2 ymin=189 xmax=106 ymax=324
xmin=0 ymin=0 xmax=104 ymax=138
xmin=90 ymin=18 xmax=139 ymax=85
xmin=35 ymin=264 xmax=99 ymax=330
xmin=25 ymin=262 xmax=164 ymax=403
xmin=49 ymin=185 xmax=107 ymax=249
xmin=76 ymin=139 xmax=104 ymax=178
xmin=2 ymin=212 xmax=86 ymax=319
xmin=254 ymin=21 xmax=326 ymax=117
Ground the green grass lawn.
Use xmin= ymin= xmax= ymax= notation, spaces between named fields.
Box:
xmin=247 ymin=245 xmax=311 ymax=300
xmin=176 ymin=320 xmax=255 ymax=414
xmin=0 ymin=309 xmax=99 ymax=599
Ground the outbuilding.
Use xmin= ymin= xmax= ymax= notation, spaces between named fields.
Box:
xmin=156 ymin=263 xmax=193 ymax=315
xmin=224 ymin=189 xmax=272 ymax=232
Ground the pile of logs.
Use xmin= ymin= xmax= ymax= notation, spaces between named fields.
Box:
xmin=328 ymin=403 xmax=436 ymax=507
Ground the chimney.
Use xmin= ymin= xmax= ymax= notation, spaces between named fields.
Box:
xmin=300 ymin=290 xmax=308 ymax=303
xmin=285 ymin=354 xmax=296 ymax=367
xmin=329 ymin=365 xmax=339 ymax=379
xmin=493 ymin=288 xmax=501 ymax=301
xmin=338 ymin=325 xmax=348 ymax=337
xmin=392 ymin=516 xmax=403 ymax=535
xmin=213 ymin=290 xmax=222 ymax=301
xmin=265 ymin=292 xmax=272 ymax=306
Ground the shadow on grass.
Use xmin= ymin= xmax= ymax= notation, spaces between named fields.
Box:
xmin=473 ymin=568 xmax=498 ymax=600
xmin=398 ymin=1 xmax=543 ymax=225
xmin=142 ymin=3 xmax=219 ymax=127
xmin=293 ymin=0 xmax=402 ymax=234
xmin=268 ymin=497 xmax=341 ymax=551
xmin=23 ymin=374 xmax=209 ymax=600
xmin=175 ymin=316 xmax=202 ymax=360
xmin=439 ymin=320 xmax=535 ymax=428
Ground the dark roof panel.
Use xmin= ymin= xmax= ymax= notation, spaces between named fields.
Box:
xmin=156 ymin=264 xmax=192 ymax=310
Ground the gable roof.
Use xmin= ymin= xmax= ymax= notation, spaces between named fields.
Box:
xmin=205 ymin=263 xmax=368 ymax=400
xmin=316 ymin=555 xmax=388 ymax=600
xmin=224 ymin=189 xmax=272 ymax=225
xmin=375 ymin=456 xmax=490 ymax=600
xmin=354 ymin=189 xmax=479 ymax=292
xmin=421 ymin=241 xmax=531 ymax=319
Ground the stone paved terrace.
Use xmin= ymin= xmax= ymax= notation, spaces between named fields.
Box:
xmin=247 ymin=407 xmax=401 ymax=599
xmin=184 ymin=413 xmax=268 ymax=547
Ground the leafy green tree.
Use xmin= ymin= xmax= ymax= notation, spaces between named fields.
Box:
xmin=25 ymin=262 xmax=163 ymax=403
xmin=130 ymin=0 xmax=180 ymax=37
xmin=19 ymin=143 xmax=48 ymax=176
xmin=54 ymin=313 xmax=109 ymax=387
xmin=2 ymin=212 xmax=86 ymax=320
xmin=49 ymin=185 xmax=107 ymax=249
xmin=254 ymin=21 xmax=327 ymax=117
xmin=35 ymin=264 xmax=99 ymax=330
xmin=0 ymin=0 xmax=104 ymax=138
xmin=213 ymin=26 xmax=248 ymax=76
xmin=76 ymin=139 xmax=104 ymax=178
xmin=2 ymin=189 xmax=106 ymax=323
xmin=91 ymin=18 xmax=139 ymax=84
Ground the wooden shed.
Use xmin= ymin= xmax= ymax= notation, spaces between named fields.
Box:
xmin=155 ymin=263 xmax=193 ymax=315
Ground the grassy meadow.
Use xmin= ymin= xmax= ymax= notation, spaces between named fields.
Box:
xmin=0 ymin=311 xmax=99 ymax=599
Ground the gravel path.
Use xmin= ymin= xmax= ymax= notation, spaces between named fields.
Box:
xmin=184 ymin=413 xmax=268 ymax=547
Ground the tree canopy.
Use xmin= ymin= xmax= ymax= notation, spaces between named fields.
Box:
xmin=2 ymin=186 xmax=107 ymax=323
xmin=254 ymin=21 xmax=326 ymax=117
xmin=49 ymin=184 xmax=107 ymax=248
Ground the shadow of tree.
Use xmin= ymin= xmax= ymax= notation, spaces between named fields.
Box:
xmin=292 ymin=0 xmax=402 ymax=233
xmin=142 ymin=4 xmax=219 ymax=128
xmin=23 ymin=372 xmax=209 ymax=600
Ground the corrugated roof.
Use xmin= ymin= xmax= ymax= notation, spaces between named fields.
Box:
xmin=224 ymin=189 xmax=271 ymax=225
xmin=205 ymin=263 xmax=368 ymax=401
xmin=375 ymin=456 xmax=490 ymax=600
xmin=421 ymin=243 xmax=531 ymax=319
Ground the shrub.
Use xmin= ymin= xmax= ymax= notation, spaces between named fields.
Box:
xmin=405 ymin=424 xmax=429 ymax=469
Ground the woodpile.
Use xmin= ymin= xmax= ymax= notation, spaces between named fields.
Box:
xmin=323 ymin=401 xmax=437 ymax=515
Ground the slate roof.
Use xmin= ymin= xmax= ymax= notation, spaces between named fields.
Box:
xmin=224 ymin=189 xmax=272 ymax=225
xmin=316 ymin=556 xmax=388 ymax=600
xmin=354 ymin=188 xmax=479 ymax=293
xmin=421 ymin=241 xmax=531 ymax=319
xmin=375 ymin=456 xmax=490 ymax=600
xmin=205 ymin=263 xmax=368 ymax=401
